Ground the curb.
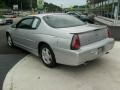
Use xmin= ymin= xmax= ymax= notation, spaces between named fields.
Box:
xmin=2 ymin=55 xmax=29 ymax=90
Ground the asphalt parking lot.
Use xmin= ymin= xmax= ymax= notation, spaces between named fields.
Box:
xmin=0 ymin=24 xmax=28 ymax=90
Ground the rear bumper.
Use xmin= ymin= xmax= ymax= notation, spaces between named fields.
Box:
xmin=54 ymin=38 xmax=114 ymax=66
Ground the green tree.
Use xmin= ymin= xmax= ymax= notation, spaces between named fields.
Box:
xmin=44 ymin=2 xmax=62 ymax=12
xmin=2 ymin=0 xmax=37 ymax=10
xmin=0 ymin=0 xmax=6 ymax=8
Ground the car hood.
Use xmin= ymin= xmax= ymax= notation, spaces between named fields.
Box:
xmin=57 ymin=24 xmax=107 ymax=34
xmin=0 ymin=18 xmax=5 ymax=21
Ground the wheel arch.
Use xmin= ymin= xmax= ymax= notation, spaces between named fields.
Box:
xmin=38 ymin=41 xmax=57 ymax=67
xmin=6 ymin=32 xmax=10 ymax=37
xmin=38 ymin=42 xmax=52 ymax=55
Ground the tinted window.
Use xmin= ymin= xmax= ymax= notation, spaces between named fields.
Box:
xmin=32 ymin=18 xmax=40 ymax=29
xmin=68 ymin=13 xmax=77 ymax=16
xmin=43 ymin=15 xmax=85 ymax=28
xmin=68 ymin=13 xmax=80 ymax=18
xmin=17 ymin=18 xmax=33 ymax=29
xmin=68 ymin=13 xmax=78 ymax=17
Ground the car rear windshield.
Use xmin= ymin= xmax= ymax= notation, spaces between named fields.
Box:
xmin=43 ymin=15 xmax=85 ymax=28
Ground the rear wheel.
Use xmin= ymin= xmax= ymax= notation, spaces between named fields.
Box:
xmin=40 ymin=44 xmax=57 ymax=68
xmin=7 ymin=34 xmax=14 ymax=47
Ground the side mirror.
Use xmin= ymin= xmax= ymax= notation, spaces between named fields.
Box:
xmin=11 ymin=24 xmax=17 ymax=28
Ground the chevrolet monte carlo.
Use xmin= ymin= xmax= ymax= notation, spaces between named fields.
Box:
xmin=6 ymin=13 xmax=114 ymax=67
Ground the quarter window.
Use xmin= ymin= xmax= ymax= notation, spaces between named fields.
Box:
xmin=32 ymin=18 xmax=40 ymax=29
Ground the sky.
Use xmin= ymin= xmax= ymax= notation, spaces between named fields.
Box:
xmin=44 ymin=0 xmax=87 ymax=8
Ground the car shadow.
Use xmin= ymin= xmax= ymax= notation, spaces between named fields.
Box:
xmin=53 ymin=58 xmax=105 ymax=74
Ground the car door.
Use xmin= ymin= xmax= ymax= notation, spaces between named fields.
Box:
xmin=13 ymin=17 xmax=41 ymax=52
xmin=20 ymin=17 xmax=41 ymax=51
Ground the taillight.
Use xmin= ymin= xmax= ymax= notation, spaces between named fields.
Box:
xmin=71 ymin=34 xmax=80 ymax=50
xmin=108 ymin=30 xmax=112 ymax=38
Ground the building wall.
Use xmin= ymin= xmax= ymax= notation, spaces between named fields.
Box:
xmin=88 ymin=0 xmax=120 ymax=19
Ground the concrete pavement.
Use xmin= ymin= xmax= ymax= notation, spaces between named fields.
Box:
xmin=3 ymin=42 xmax=120 ymax=90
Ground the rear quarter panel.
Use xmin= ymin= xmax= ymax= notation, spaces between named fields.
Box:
xmin=35 ymin=21 xmax=73 ymax=55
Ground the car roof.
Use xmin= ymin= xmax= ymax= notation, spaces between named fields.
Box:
xmin=29 ymin=13 xmax=67 ymax=18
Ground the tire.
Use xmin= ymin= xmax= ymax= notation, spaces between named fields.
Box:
xmin=39 ymin=44 xmax=57 ymax=68
xmin=7 ymin=34 xmax=14 ymax=47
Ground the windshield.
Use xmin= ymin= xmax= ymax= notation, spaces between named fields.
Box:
xmin=43 ymin=15 xmax=85 ymax=28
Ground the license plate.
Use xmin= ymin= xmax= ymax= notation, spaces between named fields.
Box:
xmin=90 ymin=47 xmax=103 ymax=55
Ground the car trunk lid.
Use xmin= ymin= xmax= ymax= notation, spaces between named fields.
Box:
xmin=58 ymin=24 xmax=108 ymax=46
xmin=78 ymin=28 xmax=108 ymax=46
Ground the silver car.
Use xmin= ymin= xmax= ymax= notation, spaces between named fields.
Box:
xmin=6 ymin=13 xmax=114 ymax=67
xmin=0 ymin=18 xmax=6 ymax=25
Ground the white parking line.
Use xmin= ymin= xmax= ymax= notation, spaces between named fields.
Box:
xmin=3 ymin=42 xmax=120 ymax=90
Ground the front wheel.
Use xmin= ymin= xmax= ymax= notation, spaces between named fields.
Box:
xmin=40 ymin=44 xmax=57 ymax=68
xmin=7 ymin=34 xmax=14 ymax=47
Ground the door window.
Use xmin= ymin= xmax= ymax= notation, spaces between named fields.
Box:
xmin=17 ymin=18 xmax=33 ymax=29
